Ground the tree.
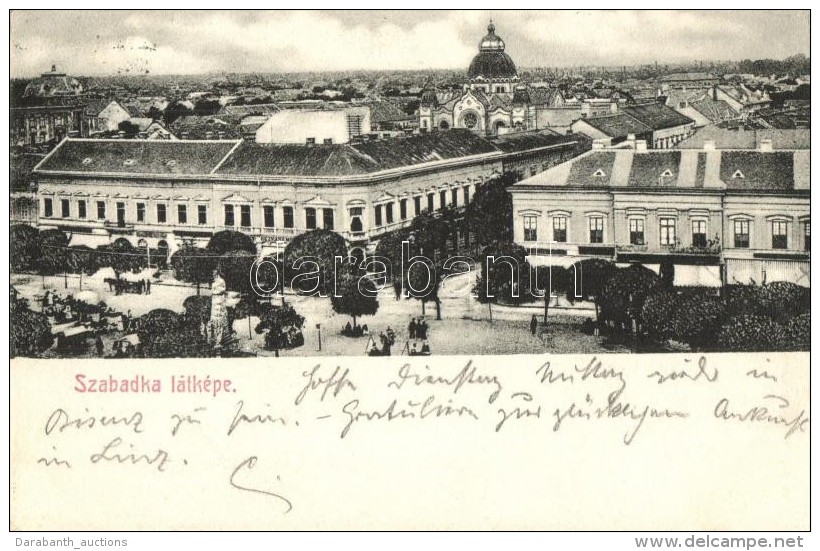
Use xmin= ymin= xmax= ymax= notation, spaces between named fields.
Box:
xmin=170 ymin=246 xmax=216 ymax=295
xmin=374 ymin=227 xmax=412 ymax=285
xmin=599 ymin=264 xmax=661 ymax=332
xmin=254 ymin=303 xmax=306 ymax=356
xmin=97 ymin=238 xmax=147 ymax=278
xmin=11 ymin=224 xmax=40 ymax=272
xmin=252 ymin=254 xmax=285 ymax=297
xmin=410 ymin=209 xmax=453 ymax=260
xmin=192 ymin=99 xmax=222 ymax=116
xmin=117 ymin=120 xmax=141 ymax=138
xmin=163 ymin=101 xmax=192 ymax=125
xmin=138 ymin=309 xmax=211 ymax=358
xmin=10 ymin=297 xmax=54 ymax=357
xmin=464 ymin=172 xmax=518 ymax=246
xmin=218 ymin=250 xmax=258 ymax=296
xmin=565 ymin=258 xmax=618 ymax=322
xmin=331 ymin=274 xmax=379 ymax=329
xmin=206 ymin=230 xmax=257 ymax=255
xmin=284 ymin=229 xmax=348 ymax=295
xmin=36 ymin=228 xmax=69 ymax=277
xmin=65 ymin=245 xmax=101 ymax=290
xmin=473 ymin=243 xmax=533 ymax=306
xmin=405 ymin=255 xmax=442 ymax=319
xmin=532 ymin=265 xmax=570 ymax=324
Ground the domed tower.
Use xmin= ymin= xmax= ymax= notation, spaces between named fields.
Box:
xmin=466 ymin=21 xmax=519 ymax=94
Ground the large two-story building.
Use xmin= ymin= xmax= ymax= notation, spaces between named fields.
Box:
xmin=510 ymin=142 xmax=810 ymax=287
xmin=32 ymin=129 xmax=588 ymax=263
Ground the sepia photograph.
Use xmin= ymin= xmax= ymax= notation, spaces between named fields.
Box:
xmin=9 ymin=9 xmax=810 ymax=360
xmin=7 ymin=8 xmax=811 ymax=537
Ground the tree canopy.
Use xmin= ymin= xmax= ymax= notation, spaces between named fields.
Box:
xmin=464 ymin=172 xmax=519 ymax=246
xmin=207 ymin=230 xmax=257 ymax=255
xmin=171 ymin=246 xmax=216 ymax=295
xmin=284 ymin=229 xmax=348 ymax=295
xmin=11 ymin=224 xmax=40 ymax=272
xmin=331 ymin=274 xmax=379 ymax=327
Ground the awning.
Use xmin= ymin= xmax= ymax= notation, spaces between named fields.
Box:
xmin=617 ymin=262 xmax=660 ymax=274
xmin=60 ymin=325 xmax=92 ymax=338
xmin=673 ymin=264 xmax=722 ymax=287
xmin=69 ymin=233 xmax=111 ymax=248
xmin=526 ymin=255 xmax=591 ymax=269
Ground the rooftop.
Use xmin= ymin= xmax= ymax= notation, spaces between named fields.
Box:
xmin=575 ymin=113 xmax=651 ymax=139
xmin=219 ymin=129 xmax=500 ymax=177
xmin=622 ymin=103 xmax=695 ymax=131
xmin=512 ymin=148 xmax=808 ymax=192
xmin=35 ymin=139 xmax=240 ymax=175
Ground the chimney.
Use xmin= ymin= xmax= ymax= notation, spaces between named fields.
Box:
xmin=759 ymin=138 xmax=773 ymax=151
xmin=703 ymin=139 xmax=716 ymax=151
xmin=635 ymin=140 xmax=648 ymax=151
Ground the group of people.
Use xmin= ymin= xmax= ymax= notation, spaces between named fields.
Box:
xmin=104 ymin=277 xmax=152 ymax=295
xmin=408 ymin=317 xmax=430 ymax=340
xmin=368 ymin=326 xmax=396 ymax=356
xmin=342 ymin=322 xmax=370 ymax=338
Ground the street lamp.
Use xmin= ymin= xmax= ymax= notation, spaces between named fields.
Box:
xmin=316 ymin=323 xmax=322 ymax=351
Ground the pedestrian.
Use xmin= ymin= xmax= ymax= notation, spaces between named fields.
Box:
xmin=95 ymin=335 xmax=104 ymax=356
xmin=141 ymin=279 xmax=146 ymax=294
xmin=530 ymin=314 xmax=538 ymax=335
xmin=146 ymin=279 xmax=151 ymax=294
xmin=419 ymin=320 xmax=428 ymax=340
xmin=409 ymin=317 xmax=417 ymax=340
xmin=393 ymin=279 xmax=402 ymax=301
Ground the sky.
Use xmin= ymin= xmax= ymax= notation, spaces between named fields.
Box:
xmin=9 ymin=10 xmax=811 ymax=77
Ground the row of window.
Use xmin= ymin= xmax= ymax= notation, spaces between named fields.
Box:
xmin=521 ymin=215 xmax=810 ymax=251
xmin=41 ymin=198 xmax=329 ymax=231
xmin=373 ymin=185 xmax=474 ymax=228
xmin=524 ymin=215 xmax=606 ymax=244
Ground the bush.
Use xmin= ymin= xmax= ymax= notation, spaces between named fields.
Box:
xmin=717 ymin=314 xmax=790 ymax=352
xmin=784 ymin=313 xmax=810 ymax=351
xmin=10 ymin=298 xmax=54 ymax=357
xmin=138 ymin=308 xmax=211 ymax=358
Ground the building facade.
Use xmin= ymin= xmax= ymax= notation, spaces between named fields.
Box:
xmin=10 ymin=105 xmax=84 ymax=147
xmin=32 ymin=130 xmax=589 ymax=262
xmin=510 ymin=147 xmax=810 ymax=287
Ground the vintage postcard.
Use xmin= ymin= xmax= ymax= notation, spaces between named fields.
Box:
xmin=8 ymin=9 xmax=810 ymax=533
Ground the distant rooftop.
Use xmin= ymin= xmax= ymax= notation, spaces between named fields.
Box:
xmin=675 ymin=127 xmax=810 ymax=150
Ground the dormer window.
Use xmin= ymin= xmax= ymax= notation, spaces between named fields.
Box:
xmin=82 ymin=157 xmax=93 ymax=165
xmin=732 ymin=170 xmax=745 ymax=179
xmin=593 ymin=169 xmax=606 ymax=178
xmin=123 ymin=159 xmax=137 ymax=166
xmin=661 ymin=169 xmax=674 ymax=178
xmin=165 ymin=160 xmax=177 ymax=167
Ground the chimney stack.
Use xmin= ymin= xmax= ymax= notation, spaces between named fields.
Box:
xmin=635 ymin=140 xmax=648 ymax=151
xmin=759 ymin=138 xmax=773 ymax=151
